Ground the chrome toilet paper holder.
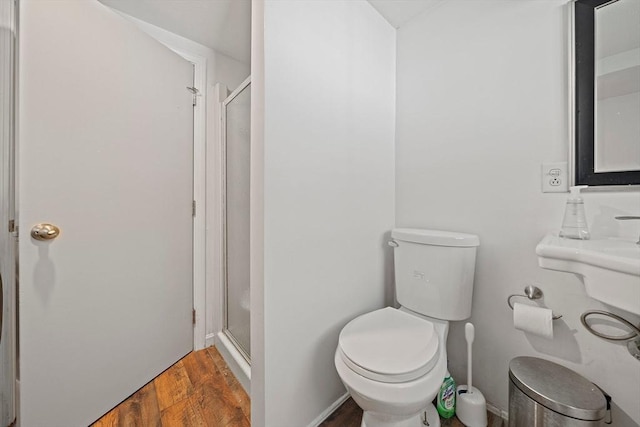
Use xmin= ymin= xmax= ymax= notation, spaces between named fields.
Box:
xmin=508 ymin=285 xmax=562 ymax=320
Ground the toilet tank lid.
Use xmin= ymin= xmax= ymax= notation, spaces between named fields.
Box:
xmin=392 ymin=228 xmax=479 ymax=247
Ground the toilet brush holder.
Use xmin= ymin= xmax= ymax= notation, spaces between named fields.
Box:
xmin=456 ymin=385 xmax=487 ymax=427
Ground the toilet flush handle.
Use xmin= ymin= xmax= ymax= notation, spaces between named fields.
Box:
xmin=388 ymin=240 xmax=399 ymax=248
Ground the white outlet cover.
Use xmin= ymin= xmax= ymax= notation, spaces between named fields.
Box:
xmin=542 ymin=162 xmax=568 ymax=193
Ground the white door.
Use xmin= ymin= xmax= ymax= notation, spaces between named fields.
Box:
xmin=18 ymin=1 xmax=194 ymax=425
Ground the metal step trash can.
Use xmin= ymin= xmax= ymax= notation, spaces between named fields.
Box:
xmin=509 ymin=356 xmax=607 ymax=426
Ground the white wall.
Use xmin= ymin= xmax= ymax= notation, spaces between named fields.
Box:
xmin=255 ymin=1 xmax=396 ymax=425
xmin=115 ymin=11 xmax=250 ymax=92
xmin=250 ymin=0 xmax=266 ymax=423
xmin=396 ymin=1 xmax=640 ymax=425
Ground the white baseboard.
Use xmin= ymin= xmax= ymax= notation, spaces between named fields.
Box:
xmin=205 ymin=332 xmax=216 ymax=348
xmin=487 ymin=401 xmax=508 ymax=425
xmin=307 ymin=392 xmax=350 ymax=427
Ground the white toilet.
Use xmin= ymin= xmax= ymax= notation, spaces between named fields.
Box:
xmin=335 ymin=228 xmax=479 ymax=427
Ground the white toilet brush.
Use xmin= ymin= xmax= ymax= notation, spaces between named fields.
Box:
xmin=456 ymin=323 xmax=487 ymax=427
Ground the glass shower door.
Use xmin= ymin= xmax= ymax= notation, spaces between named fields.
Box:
xmin=223 ymin=78 xmax=251 ymax=360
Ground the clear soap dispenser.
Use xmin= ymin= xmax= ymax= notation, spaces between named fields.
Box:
xmin=559 ymin=185 xmax=590 ymax=240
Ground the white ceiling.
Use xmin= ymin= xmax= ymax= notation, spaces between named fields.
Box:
xmin=367 ymin=0 xmax=446 ymax=29
xmin=99 ymin=0 xmax=251 ymax=64
xmin=97 ymin=0 xmax=440 ymax=64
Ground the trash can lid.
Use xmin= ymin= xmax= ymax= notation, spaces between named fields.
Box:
xmin=509 ymin=357 xmax=606 ymax=421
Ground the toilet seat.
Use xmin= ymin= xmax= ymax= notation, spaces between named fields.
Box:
xmin=338 ymin=307 xmax=439 ymax=383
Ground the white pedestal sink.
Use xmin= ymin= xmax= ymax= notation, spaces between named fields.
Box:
xmin=536 ymin=234 xmax=640 ymax=316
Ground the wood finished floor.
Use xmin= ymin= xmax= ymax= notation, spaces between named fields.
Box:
xmin=92 ymin=346 xmax=250 ymax=427
xmin=93 ymin=346 xmax=501 ymax=427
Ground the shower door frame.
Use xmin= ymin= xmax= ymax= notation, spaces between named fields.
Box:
xmin=220 ymin=76 xmax=252 ymax=365
xmin=0 ymin=0 xmax=17 ymax=423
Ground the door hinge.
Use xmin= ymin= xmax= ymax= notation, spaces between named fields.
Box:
xmin=186 ymin=86 xmax=200 ymax=107
xmin=192 ymin=200 xmax=196 ymax=217
xmin=192 ymin=309 xmax=196 ymax=325
xmin=8 ymin=220 xmax=15 ymax=233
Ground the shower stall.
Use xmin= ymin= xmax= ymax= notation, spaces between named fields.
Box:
xmin=216 ymin=77 xmax=251 ymax=389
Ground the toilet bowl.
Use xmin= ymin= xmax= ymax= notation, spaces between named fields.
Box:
xmin=335 ymin=307 xmax=448 ymax=427
xmin=334 ymin=229 xmax=480 ymax=427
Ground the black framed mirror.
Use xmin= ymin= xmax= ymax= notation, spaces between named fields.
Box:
xmin=575 ymin=0 xmax=640 ymax=185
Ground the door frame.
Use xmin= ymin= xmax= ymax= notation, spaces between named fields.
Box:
xmin=208 ymin=83 xmax=228 ymax=347
xmin=0 ymin=0 xmax=17 ymax=423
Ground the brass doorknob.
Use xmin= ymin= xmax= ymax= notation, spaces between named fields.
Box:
xmin=31 ymin=223 xmax=60 ymax=241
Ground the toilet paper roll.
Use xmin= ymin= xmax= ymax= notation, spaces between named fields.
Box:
xmin=513 ymin=302 xmax=554 ymax=339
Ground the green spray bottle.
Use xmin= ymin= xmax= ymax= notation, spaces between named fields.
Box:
xmin=436 ymin=370 xmax=456 ymax=418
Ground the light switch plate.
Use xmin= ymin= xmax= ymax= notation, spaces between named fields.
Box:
xmin=542 ymin=162 xmax=568 ymax=192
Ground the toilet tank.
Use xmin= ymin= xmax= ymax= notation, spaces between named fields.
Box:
xmin=391 ymin=228 xmax=479 ymax=321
